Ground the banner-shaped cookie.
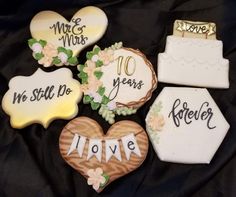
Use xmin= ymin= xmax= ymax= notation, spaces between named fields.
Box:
xmin=2 ymin=68 xmax=82 ymax=128
xmin=145 ymin=87 xmax=230 ymax=164
xmin=29 ymin=6 xmax=108 ymax=67
xmin=59 ymin=117 xmax=148 ymax=192
xmin=78 ymin=42 xmax=157 ymax=124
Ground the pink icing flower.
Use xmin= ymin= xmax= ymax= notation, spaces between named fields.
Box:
xmin=98 ymin=49 xmax=114 ymax=65
xmin=147 ymin=114 xmax=165 ymax=131
xmin=87 ymin=168 xmax=106 ymax=191
xmin=87 ymin=76 xmax=103 ymax=92
xmin=38 ymin=43 xmax=58 ymax=67
xmin=58 ymin=52 xmax=68 ymax=64
xmin=80 ymin=84 xmax=90 ymax=95
xmin=84 ymin=60 xmax=101 ymax=78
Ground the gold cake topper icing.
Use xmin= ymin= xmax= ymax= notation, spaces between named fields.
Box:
xmin=173 ymin=20 xmax=216 ymax=40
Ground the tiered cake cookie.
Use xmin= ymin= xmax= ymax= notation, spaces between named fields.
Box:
xmin=158 ymin=20 xmax=229 ymax=88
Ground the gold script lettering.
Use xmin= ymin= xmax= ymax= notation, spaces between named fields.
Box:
xmin=117 ymin=56 xmax=136 ymax=76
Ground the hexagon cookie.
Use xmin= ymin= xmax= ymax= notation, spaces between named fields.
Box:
xmin=145 ymin=87 xmax=230 ymax=164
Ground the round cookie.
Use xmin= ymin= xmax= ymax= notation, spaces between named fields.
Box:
xmin=78 ymin=42 xmax=157 ymax=124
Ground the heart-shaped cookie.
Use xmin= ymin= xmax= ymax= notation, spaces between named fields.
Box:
xmin=59 ymin=117 xmax=148 ymax=192
xmin=30 ymin=6 xmax=108 ymax=58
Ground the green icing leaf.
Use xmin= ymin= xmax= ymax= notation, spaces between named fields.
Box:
xmin=100 ymin=174 xmax=109 ymax=188
xmin=39 ymin=39 xmax=47 ymax=47
xmin=65 ymin=49 xmax=73 ymax=58
xmin=28 ymin=38 xmax=37 ymax=47
xmin=97 ymin=86 xmax=105 ymax=96
xmin=78 ymin=64 xmax=85 ymax=71
xmin=52 ymin=56 xmax=61 ymax=64
xmin=86 ymin=51 xmax=94 ymax=60
xmin=58 ymin=47 xmax=67 ymax=53
xmin=96 ymin=60 xmax=103 ymax=67
xmin=94 ymin=71 xmax=103 ymax=80
xmin=34 ymin=53 xmax=44 ymax=60
xmin=93 ymin=46 xmax=101 ymax=54
xmin=102 ymin=95 xmax=110 ymax=105
xmin=91 ymin=101 xmax=100 ymax=110
xmin=78 ymin=71 xmax=88 ymax=82
xmin=83 ymin=95 xmax=92 ymax=104
xmin=68 ymin=56 xmax=78 ymax=65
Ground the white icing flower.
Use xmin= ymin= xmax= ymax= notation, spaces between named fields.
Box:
xmin=107 ymin=101 xmax=116 ymax=110
xmin=89 ymin=92 xmax=102 ymax=103
xmin=91 ymin=54 xmax=99 ymax=62
xmin=31 ymin=43 xmax=43 ymax=53
xmin=58 ymin=52 xmax=68 ymax=64
xmin=93 ymin=94 xmax=102 ymax=103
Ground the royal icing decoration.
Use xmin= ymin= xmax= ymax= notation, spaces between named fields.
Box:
xmin=145 ymin=87 xmax=230 ymax=164
xmin=2 ymin=68 xmax=82 ymax=128
xmin=78 ymin=42 xmax=157 ymax=124
xmin=158 ymin=20 xmax=229 ymax=88
xmin=29 ymin=6 xmax=108 ymax=67
xmin=59 ymin=117 xmax=148 ymax=192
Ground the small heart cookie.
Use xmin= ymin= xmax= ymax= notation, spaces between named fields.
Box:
xmin=29 ymin=6 xmax=108 ymax=67
xmin=59 ymin=117 xmax=148 ymax=192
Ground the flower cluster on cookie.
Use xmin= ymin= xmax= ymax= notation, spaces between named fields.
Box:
xmin=146 ymin=101 xmax=165 ymax=143
xmin=28 ymin=38 xmax=78 ymax=67
xmin=78 ymin=43 xmax=136 ymax=124
xmin=87 ymin=167 xmax=109 ymax=191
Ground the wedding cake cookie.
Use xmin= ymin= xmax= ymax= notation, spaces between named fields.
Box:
xmin=158 ymin=20 xmax=229 ymax=88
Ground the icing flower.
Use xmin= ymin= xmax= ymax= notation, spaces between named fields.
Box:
xmin=107 ymin=100 xmax=117 ymax=110
xmin=38 ymin=43 xmax=58 ymax=67
xmin=91 ymin=92 xmax=103 ymax=103
xmin=98 ymin=49 xmax=114 ymax=65
xmin=87 ymin=76 xmax=103 ymax=92
xmin=31 ymin=43 xmax=42 ymax=53
xmin=87 ymin=168 xmax=106 ymax=191
xmin=58 ymin=52 xmax=68 ymax=64
xmin=84 ymin=60 xmax=101 ymax=77
xmin=91 ymin=54 xmax=99 ymax=62
xmin=80 ymin=84 xmax=90 ymax=95
xmin=147 ymin=114 xmax=165 ymax=131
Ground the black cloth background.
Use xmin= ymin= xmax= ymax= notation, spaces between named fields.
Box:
xmin=0 ymin=0 xmax=236 ymax=196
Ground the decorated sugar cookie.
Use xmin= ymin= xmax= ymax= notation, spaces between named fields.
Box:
xmin=78 ymin=42 xmax=157 ymax=124
xmin=158 ymin=20 xmax=229 ymax=88
xmin=29 ymin=6 xmax=108 ymax=67
xmin=59 ymin=117 xmax=148 ymax=192
xmin=2 ymin=68 xmax=82 ymax=128
xmin=145 ymin=87 xmax=230 ymax=164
